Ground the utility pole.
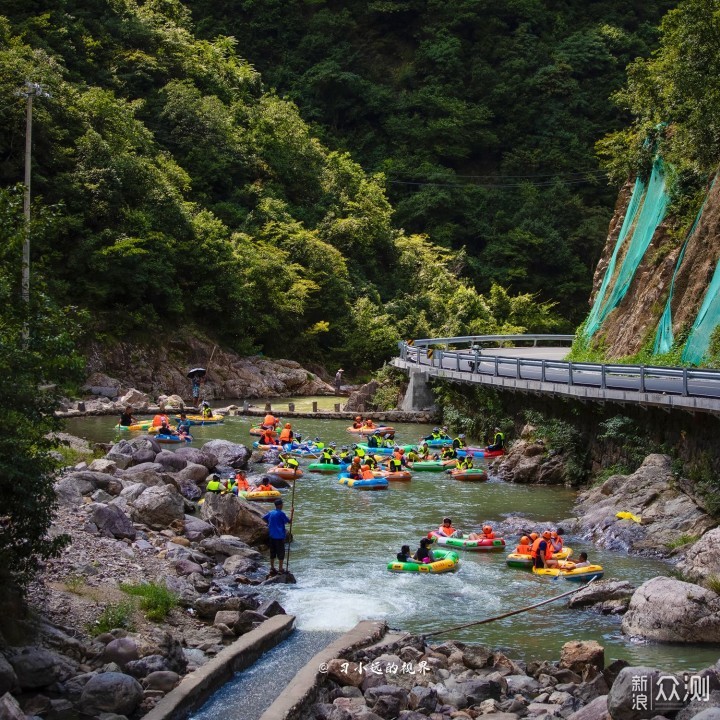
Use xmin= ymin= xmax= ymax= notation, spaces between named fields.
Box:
xmin=18 ymin=81 xmax=51 ymax=319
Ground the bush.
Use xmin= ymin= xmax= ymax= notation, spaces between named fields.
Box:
xmin=88 ymin=601 xmax=135 ymax=636
xmin=120 ymin=582 xmax=178 ymax=622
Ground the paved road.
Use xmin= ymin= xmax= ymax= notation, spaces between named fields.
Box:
xmin=402 ymin=347 xmax=720 ymax=400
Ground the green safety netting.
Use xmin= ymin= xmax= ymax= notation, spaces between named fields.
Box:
xmin=583 ymin=158 xmax=669 ymax=339
xmin=653 ymin=176 xmax=715 ymax=355
xmin=682 ymin=257 xmax=720 ymax=365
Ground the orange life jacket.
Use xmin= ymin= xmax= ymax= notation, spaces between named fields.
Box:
xmin=550 ymin=536 xmax=564 ymax=552
xmin=264 ymin=414 xmax=277 ymax=427
xmin=361 ymin=469 xmax=375 ymax=479
xmin=279 ymin=428 xmax=292 ymax=442
xmin=515 ymin=543 xmax=532 ymax=555
xmin=260 ymin=432 xmax=276 ymax=445
xmin=531 ymin=538 xmax=553 ymax=560
xmin=483 ymin=530 xmax=495 ymax=539
xmin=152 ymin=414 xmax=168 ymax=427
xmin=257 ymin=484 xmax=273 ymax=492
xmin=235 ymin=478 xmax=249 ymax=491
xmin=438 ymin=525 xmax=455 ymax=536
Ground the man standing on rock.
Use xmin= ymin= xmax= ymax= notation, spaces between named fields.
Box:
xmin=263 ymin=499 xmax=293 ymax=576
xmin=334 ymin=368 xmax=344 ymax=395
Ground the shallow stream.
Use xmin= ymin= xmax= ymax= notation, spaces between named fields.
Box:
xmin=67 ymin=411 xmax=720 ymax=670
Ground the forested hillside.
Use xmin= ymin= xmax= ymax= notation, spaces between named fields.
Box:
xmin=189 ymin=0 xmax=675 ymax=318
xmin=0 ymin=0 xmax=676 ymax=374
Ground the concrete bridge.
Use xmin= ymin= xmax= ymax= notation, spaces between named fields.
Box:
xmin=391 ymin=335 xmax=720 ymax=416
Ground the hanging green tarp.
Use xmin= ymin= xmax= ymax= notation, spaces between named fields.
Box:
xmin=584 ymin=158 xmax=670 ymax=339
xmin=653 ymin=176 xmax=715 ymax=355
xmin=681 ymin=260 xmax=720 ymax=365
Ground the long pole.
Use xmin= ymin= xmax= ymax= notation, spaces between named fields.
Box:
xmin=422 ymin=578 xmax=596 ymax=637
xmin=284 ymin=475 xmax=298 ymax=577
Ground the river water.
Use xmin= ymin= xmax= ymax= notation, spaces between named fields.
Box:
xmin=67 ymin=410 xmax=720 ymax=670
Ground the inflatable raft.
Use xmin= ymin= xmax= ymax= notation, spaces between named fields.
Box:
xmin=338 ymin=476 xmax=388 ymax=490
xmin=155 ymin=434 xmax=192 ymax=444
xmin=409 ymin=461 xmax=448 ymax=472
xmin=238 ymin=489 xmax=282 ymax=502
xmin=448 ymin=468 xmax=488 ymax=481
xmin=387 ymin=548 xmax=460 ymax=574
xmin=422 ymin=437 xmax=452 ymax=448
xmin=506 ymin=547 xmax=573 ymax=569
xmin=114 ymin=420 xmax=153 ymax=432
xmin=267 ymin=466 xmax=303 ymax=480
xmin=429 ymin=532 xmax=505 ymax=551
xmin=381 ymin=470 xmax=412 ymax=482
xmin=346 ymin=425 xmax=395 ymax=437
xmin=532 ymin=564 xmax=604 ymax=581
xmin=457 ymin=448 xmax=505 ymax=459
xmin=308 ymin=462 xmax=349 ymax=474
xmin=175 ymin=415 xmax=224 ymax=425
xmin=252 ymin=441 xmax=282 ymax=451
xmin=356 ymin=443 xmax=414 ymax=455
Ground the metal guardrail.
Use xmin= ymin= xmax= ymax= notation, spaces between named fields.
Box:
xmin=396 ymin=335 xmax=720 ymax=401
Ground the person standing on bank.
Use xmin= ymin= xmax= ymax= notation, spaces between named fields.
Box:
xmin=263 ymin=499 xmax=293 ymax=576
xmin=334 ymin=368 xmax=344 ymax=395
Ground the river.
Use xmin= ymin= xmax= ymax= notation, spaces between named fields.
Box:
xmin=66 ymin=410 xmax=720 ymax=670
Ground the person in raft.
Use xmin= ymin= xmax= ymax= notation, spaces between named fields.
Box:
xmin=532 ymin=530 xmax=559 ymax=569
xmin=468 ymin=524 xmax=495 ymax=541
xmin=397 ymin=545 xmax=412 ymax=562
xmin=573 ymin=552 xmax=590 ymax=568
xmin=514 ymin=536 xmax=533 ymax=555
xmin=352 ymin=415 xmax=363 ymax=429
xmin=435 ymin=517 xmax=460 ymax=538
xmin=550 ymin=529 xmax=565 ymax=553
xmin=487 ymin=427 xmax=505 ymax=451
xmin=119 ymin=406 xmax=136 ymax=427
xmin=256 ymin=477 xmax=275 ymax=492
xmin=234 ymin=471 xmax=250 ymax=492
xmin=414 ymin=537 xmax=435 ymax=563
xmin=263 ymin=498 xmax=293 ymax=576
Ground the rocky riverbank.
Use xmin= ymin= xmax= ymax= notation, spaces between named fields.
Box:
xmin=0 ymin=434 xmax=294 ymax=718
xmin=310 ymin=631 xmax=719 ymax=720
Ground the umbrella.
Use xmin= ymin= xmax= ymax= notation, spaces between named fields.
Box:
xmin=187 ymin=368 xmax=207 ymax=379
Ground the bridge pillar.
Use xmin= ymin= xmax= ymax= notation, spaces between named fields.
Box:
xmin=400 ymin=369 xmax=438 ymax=412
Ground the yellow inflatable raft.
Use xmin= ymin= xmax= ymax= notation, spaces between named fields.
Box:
xmin=238 ymin=490 xmax=282 ymax=502
xmin=532 ymin=564 xmax=604 ymax=581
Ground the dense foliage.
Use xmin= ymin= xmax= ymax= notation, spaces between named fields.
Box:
xmin=189 ymin=0 xmax=674 ymax=320
xmin=0 ymin=186 xmax=83 ymax=592
xmin=1 ymin=0 xmax=565 ymax=370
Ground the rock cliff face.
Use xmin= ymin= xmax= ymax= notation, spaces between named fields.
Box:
xmin=83 ymin=334 xmax=334 ymax=400
xmin=587 ymin=175 xmax=720 ymax=359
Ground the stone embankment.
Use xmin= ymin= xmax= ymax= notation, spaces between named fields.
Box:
xmin=296 ymin=630 xmax=719 ymax=720
xmin=2 ymin=434 xmax=296 ymax=718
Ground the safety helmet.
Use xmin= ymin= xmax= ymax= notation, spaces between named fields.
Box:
xmin=520 ymin=536 xmax=530 ymax=544
xmin=330 ymin=442 xmax=336 ymax=447
xmin=530 ymin=532 xmax=539 ymax=540
xmin=542 ymin=530 xmax=552 ymax=539
xmin=341 ymin=446 xmax=348 ymax=451
xmin=483 ymin=525 xmax=492 ymax=533
xmin=285 ymin=423 xmax=291 ymax=428
xmin=433 ymin=427 xmax=440 ymax=432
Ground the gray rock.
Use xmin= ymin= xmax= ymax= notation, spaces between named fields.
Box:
xmin=8 ymin=647 xmax=66 ymax=689
xmin=622 ymin=577 xmax=720 ymax=643
xmin=568 ymin=581 xmax=635 ymax=612
xmin=130 ymin=485 xmax=185 ymax=529
xmin=678 ymin=529 xmax=720 ymax=582
xmin=365 ymin=685 xmax=409 ymax=718
xmin=175 ymin=477 xmax=203 ymax=501
xmin=143 ymin=670 xmax=179 ymax=692
xmin=132 ymin=447 xmax=156 ymax=464
xmin=126 ymin=435 xmax=161 ymax=455
xmin=223 ymin=555 xmax=259 ymax=576
xmin=175 ymin=558 xmax=203 ymax=576
xmin=257 ymin=599 xmax=285 ymax=618
xmin=102 ymin=638 xmax=139 ymax=667
xmin=174 ymin=447 xmax=218 ymax=470
xmin=0 ymin=655 xmax=18 ymax=695
xmin=202 ymin=439 xmax=250 ymax=469
xmin=124 ymin=461 xmax=165 ymax=476
xmin=54 ymin=476 xmax=91 ymax=506
xmin=91 ymin=489 xmax=115 ymax=503
xmin=690 ymin=711 xmax=720 ymax=720
xmin=200 ymin=495 xmax=269 ymax=544
xmin=507 ymin=674 xmax=542 ymax=696
xmin=607 ymin=667 xmax=683 ymax=720
xmin=462 ymin=676 xmax=503 ymax=704
xmin=314 ymin=704 xmax=353 ymax=720
xmin=0 ymin=692 xmax=25 ymax=720
xmin=88 ymin=459 xmax=118 ymax=474
xmin=177 ymin=463 xmax=210 ymax=483
xmin=566 ymin=695 xmax=609 ymax=720
xmin=199 ymin=535 xmax=255 ymax=557
xmin=91 ymin=504 xmax=137 ymax=540
xmin=125 ymin=655 xmax=169 ymax=678
xmin=183 ymin=515 xmax=214 ymax=541
xmin=560 ymin=641 xmax=605 ymax=674
xmin=234 ymin=610 xmax=268 ymax=635
xmin=409 ymin=685 xmax=437 ymax=713
xmin=154 ymin=450 xmax=187 ymax=471
xmin=193 ymin=593 xmax=259 ymax=619
xmin=79 ymin=672 xmax=143 ymax=715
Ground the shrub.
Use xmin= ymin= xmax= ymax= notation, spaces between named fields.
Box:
xmin=88 ymin=601 xmax=135 ymax=636
xmin=120 ymin=582 xmax=178 ymax=622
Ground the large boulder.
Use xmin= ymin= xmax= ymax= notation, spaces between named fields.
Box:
xmin=119 ymin=388 xmax=149 ymax=408
xmin=174 ymin=447 xmax=218 ymax=470
xmin=177 ymin=463 xmax=210 ymax=483
xmin=130 ymin=485 xmax=185 ymax=529
xmin=154 ymin=450 xmax=187 ymax=472
xmin=622 ymin=576 xmax=720 ymax=643
xmin=202 ymin=440 xmax=250 ymax=470
xmin=183 ymin=515 xmax=214 ymax=541
xmin=677 ymin=529 xmax=720 ymax=582
xmin=560 ymin=641 xmax=604 ymax=675
xmin=568 ymin=581 xmax=635 ymax=615
xmin=607 ymin=667 xmax=681 ymax=720
xmin=200 ymin=494 xmax=269 ymax=544
xmin=8 ymin=648 xmax=68 ymax=689
xmin=54 ymin=476 xmax=94 ymax=507
xmin=200 ymin=535 xmax=259 ymax=558
xmin=574 ymin=455 xmax=716 ymax=555
xmin=79 ymin=672 xmax=144 ymax=715
xmin=0 ymin=656 xmax=18 ymax=695
xmin=90 ymin=503 xmax=137 ymax=540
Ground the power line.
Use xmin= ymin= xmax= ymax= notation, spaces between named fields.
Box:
xmin=386 ymin=176 xmax=605 ymax=189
